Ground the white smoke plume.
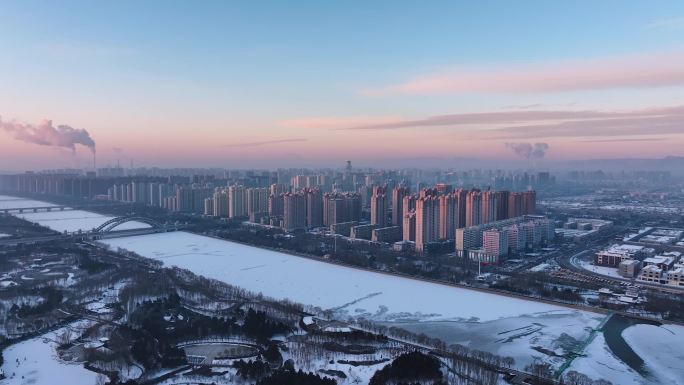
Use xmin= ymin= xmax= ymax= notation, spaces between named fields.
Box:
xmin=505 ymin=142 xmax=549 ymax=159
xmin=0 ymin=117 xmax=96 ymax=154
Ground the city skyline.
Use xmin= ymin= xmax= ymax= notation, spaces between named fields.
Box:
xmin=2 ymin=1 xmax=684 ymax=170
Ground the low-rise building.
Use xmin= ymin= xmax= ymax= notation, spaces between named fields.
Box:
xmin=618 ymin=259 xmax=641 ymax=278
xmin=666 ymin=267 xmax=684 ymax=287
xmin=330 ymin=221 xmax=358 ymax=237
xmin=643 ymin=255 xmax=676 ymax=271
xmin=372 ymin=226 xmax=402 ymax=243
xmin=638 ymin=264 xmax=663 ymax=283
xmin=350 ymin=224 xmax=376 ymax=240
xmin=595 ymin=244 xmax=649 ymax=267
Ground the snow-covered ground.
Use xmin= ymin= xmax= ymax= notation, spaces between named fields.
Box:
xmin=622 ymin=323 xmax=684 ymax=385
xmin=0 ymin=320 xmax=99 ymax=385
xmin=102 ymin=231 xmax=588 ymax=323
xmin=0 ymin=195 xmax=149 ymax=233
xmin=577 ymin=259 xmax=624 ymax=279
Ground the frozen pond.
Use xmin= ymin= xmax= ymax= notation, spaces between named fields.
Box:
xmin=0 ymin=195 xmax=149 ymax=233
xmin=0 ymin=321 xmax=99 ymax=385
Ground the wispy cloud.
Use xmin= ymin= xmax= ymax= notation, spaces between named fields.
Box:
xmin=334 ymin=105 xmax=684 ymax=141
xmin=279 ymin=116 xmax=403 ymax=130
xmin=579 ymin=138 xmax=667 ymax=143
xmin=646 ymin=17 xmax=684 ymax=31
xmin=223 ymin=138 xmax=308 ymax=148
xmin=363 ymin=51 xmax=684 ymax=95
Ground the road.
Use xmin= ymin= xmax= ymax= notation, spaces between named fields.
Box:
xmin=557 ymin=245 xmax=684 ymax=294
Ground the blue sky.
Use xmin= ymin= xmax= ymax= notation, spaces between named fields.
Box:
xmin=1 ymin=1 xmax=684 ymax=169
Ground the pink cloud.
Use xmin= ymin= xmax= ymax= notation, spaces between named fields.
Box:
xmin=364 ymin=51 xmax=684 ymax=95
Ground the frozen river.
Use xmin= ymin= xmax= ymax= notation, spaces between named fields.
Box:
xmin=0 ymin=195 xmax=149 ymax=233
xmin=101 ymin=231 xmax=607 ymax=372
xmin=4 ymin=194 xmax=684 ymax=383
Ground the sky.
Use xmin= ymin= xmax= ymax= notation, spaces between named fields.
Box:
xmin=1 ymin=0 xmax=684 ymax=170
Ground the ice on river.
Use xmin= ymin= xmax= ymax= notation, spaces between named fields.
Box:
xmin=101 ymin=231 xmax=590 ymax=323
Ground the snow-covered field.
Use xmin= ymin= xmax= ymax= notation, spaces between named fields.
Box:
xmin=0 ymin=321 xmax=99 ymax=385
xmin=0 ymin=195 xmax=149 ymax=233
xmin=102 ymin=231 xmax=587 ymax=323
xmin=622 ymin=323 xmax=684 ymax=385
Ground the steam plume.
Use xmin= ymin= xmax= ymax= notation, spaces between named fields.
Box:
xmin=0 ymin=117 xmax=96 ymax=154
xmin=505 ymin=142 xmax=549 ymax=159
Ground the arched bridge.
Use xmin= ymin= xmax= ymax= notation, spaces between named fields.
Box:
xmin=94 ymin=216 xmax=164 ymax=233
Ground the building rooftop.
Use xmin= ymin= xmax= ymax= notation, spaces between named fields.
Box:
xmin=643 ymin=256 xmax=675 ymax=266
xmin=641 ymin=264 xmax=662 ymax=273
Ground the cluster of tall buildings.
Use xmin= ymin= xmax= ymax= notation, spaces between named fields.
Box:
xmin=266 ymin=189 xmax=362 ymax=231
xmin=1 ymin=167 xmax=543 ymax=259
xmin=394 ymin=187 xmax=537 ymax=253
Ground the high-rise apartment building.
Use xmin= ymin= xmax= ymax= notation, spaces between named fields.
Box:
xmin=323 ymin=192 xmax=362 ymax=226
xmin=483 ymin=228 xmax=509 ymax=257
xmin=228 ymin=185 xmax=246 ymax=218
xmin=246 ymin=187 xmax=269 ymax=216
xmin=403 ymin=210 xmax=416 ymax=242
xmin=415 ymin=194 xmax=440 ymax=252
xmin=283 ymin=192 xmax=306 ymax=231
xmin=438 ymin=193 xmax=456 ymax=240
xmin=213 ymin=189 xmax=229 ymax=217
xmin=370 ymin=186 xmax=388 ymax=227
xmin=391 ymin=186 xmax=409 ymax=228
xmin=465 ymin=189 xmax=482 ymax=227
xmin=305 ymin=188 xmax=323 ymax=228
